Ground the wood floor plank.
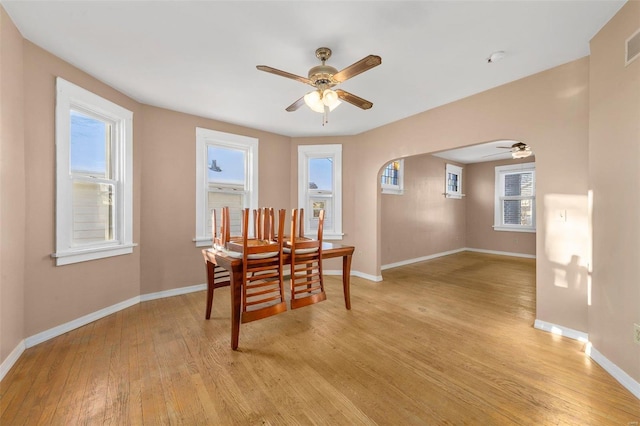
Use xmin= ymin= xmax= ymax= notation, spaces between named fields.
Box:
xmin=1 ymin=252 xmax=638 ymax=424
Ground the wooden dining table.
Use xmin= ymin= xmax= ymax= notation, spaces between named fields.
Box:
xmin=201 ymin=242 xmax=355 ymax=350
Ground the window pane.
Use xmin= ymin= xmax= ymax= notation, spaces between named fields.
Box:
xmin=503 ymin=199 xmax=533 ymax=226
xmin=447 ymin=172 xmax=458 ymax=192
xmin=308 ymin=197 xmax=333 ymax=232
xmin=309 ymin=157 xmax=333 ymax=191
xmin=72 ymin=181 xmax=114 ymax=245
xmin=207 ymin=146 xmax=245 ymax=185
xmin=70 ymin=110 xmax=111 ymax=177
xmin=504 ymin=172 xmax=534 ymax=197
xmin=381 ymin=161 xmax=399 ymax=186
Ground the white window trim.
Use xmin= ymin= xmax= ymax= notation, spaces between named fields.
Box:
xmin=381 ymin=159 xmax=404 ymax=195
xmin=298 ymin=144 xmax=343 ymax=240
xmin=53 ymin=77 xmax=134 ymax=266
xmin=445 ymin=163 xmax=463 ymax=199
xmin=494 ymin=163 xmax=536 ymax=233
xmin=194 ymin=128 xmax=258 ymax=247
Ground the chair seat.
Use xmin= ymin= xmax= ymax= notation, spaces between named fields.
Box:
xmin=283 ymin=247 xmax=319 ymax=254
xmin=220 ymin=248 xmax=279 ymax=259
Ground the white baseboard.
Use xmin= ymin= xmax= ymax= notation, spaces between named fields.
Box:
xmin=352 ymin=270 xmax=383 ymax=282
xmin=22 ymin=283 xmax=210 ymax=353
xmin=324 ymin=269 xmax=383 ymax=282
xmin=24 ymin=296 xmax=141 ymax=348
xmin=465 ymin=247 xmax=536 ymax=259
xmin=535 ymin=320 xmax=640 ymax=400
xmin=381 ymin=248 xmax=466 ymax=270
xmin=533 ymin=319 xmax=589 ymax=342
xmin=586 ymin=344 xmax=640 ymax=400
xmin=140 ymin=283 xmax=206 ymax=302
xmin=0 ymin=340 xmax=26 ymax=382
xmin=380 ymin=247 xmax=535 ymax=272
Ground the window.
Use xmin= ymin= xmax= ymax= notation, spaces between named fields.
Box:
xmin=494 ymin=163 xmax=536 ymax=232
xmin=381 ymin=159 xmax=404 ymax=195
xmin=195 ymin=128 xmax=258 ymax=247
xmin=53 ymin=77 xmax=134 ymax=265
xmin=445 ymin=164 xmax=463 ymax=199
xmin=298 ymin=144 xmax=342 ymax=240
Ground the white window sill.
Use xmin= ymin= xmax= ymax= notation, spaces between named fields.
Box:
xmin=493 ymin=226 xmax=536 ymax=233
xmin=194 ymin=237 xmax=212 ymax=248
xmin=444 ymin=193 xmax=465 ymax=199
xmin=381 ymin=188 xmax=404 ymax=195
xmin=52 ymin=243 xmax=137 ymax=266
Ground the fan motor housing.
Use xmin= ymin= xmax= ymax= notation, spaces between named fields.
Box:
xmin=308 ymin=65 xmax=338 ymax=86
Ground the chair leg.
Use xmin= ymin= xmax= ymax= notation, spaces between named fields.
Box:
xmin=205 ymin=261 xmax=215 ymax=319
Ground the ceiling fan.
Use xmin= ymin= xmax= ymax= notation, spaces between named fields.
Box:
xmin=257 ymin=47 xmax=382 ymax=125
xmin=493 ymin=142 xmax=533 ymax=159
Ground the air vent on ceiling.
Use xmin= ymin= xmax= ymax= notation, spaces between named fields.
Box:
xmin=626 ymin=28 xmax=640 ymax=66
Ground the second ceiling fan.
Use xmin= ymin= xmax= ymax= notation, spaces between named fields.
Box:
xmin=257 ymin=47 xmax=381 ymax=125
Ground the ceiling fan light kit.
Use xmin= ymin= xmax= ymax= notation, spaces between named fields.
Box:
xmin=483 ymin=141 xmax=533 ymax=160
xmin=303 ymin=89 xmax=342 ymax=124
xmin=257 ymin=47 xmax=381 ymax=126
xmin=507 ymin=142 xmax=532 ymax=159
xmin=512 ymin=149 xmax=532 ymax=159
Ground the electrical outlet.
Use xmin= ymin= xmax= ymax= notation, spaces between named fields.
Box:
xmin=634 ymin=324 xmax=640 ymax=345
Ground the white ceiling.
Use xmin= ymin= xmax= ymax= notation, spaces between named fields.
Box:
xmin=432 ymin=140 xmax=529 ymax=164
xmin=2 ymin=1 xmax=625 ymax=140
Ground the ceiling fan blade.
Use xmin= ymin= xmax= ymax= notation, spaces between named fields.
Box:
xmin=332 ymin=55 xmax=382 ymax=83
xmin=335 ymin=89 xmax=373 ymax=110
xmin=285 ymin=96 xmax=305 ymax=112
xmin=256 ymin=65 xmax=313 ymax=86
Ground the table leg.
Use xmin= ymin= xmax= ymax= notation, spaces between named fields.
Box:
xmin=205 ymin=261 xmax=215 ymax=319
xmin=229 ymin=268 xmax=243 ymax=350
xmin=342 ymin=254 xmax=352 ymax=310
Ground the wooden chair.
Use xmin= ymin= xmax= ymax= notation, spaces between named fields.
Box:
xmin=253 ymin=207 xmax=275 ymax=241
xmin=206 ymin=207 xmax=278 ymax=320
xmin=286 ymin=208 xmax=326 ymax=309
xmin=227 ymin=208 xmax=288 ymax=323
xmin=205 ymin=207 xmax=234 ymax=319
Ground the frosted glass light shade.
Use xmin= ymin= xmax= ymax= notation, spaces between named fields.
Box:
xmin=323 ymin=89 xmax=338 ymax=106
xmin=304 ymin=91 xmax=324 ymax=113
xmin=304 ymin=89 xmax=342 ymax=113
xmin=512 ymin=149 xmax=532 ymax=159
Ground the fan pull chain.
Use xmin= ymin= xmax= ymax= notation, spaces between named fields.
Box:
xmin=323 ymin=105 xmax=329 ymax=126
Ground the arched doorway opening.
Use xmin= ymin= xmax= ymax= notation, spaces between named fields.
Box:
xmin=378 ymin=140 xmax=536 ymax=272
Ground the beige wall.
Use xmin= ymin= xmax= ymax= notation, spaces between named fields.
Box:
xmin=139 ymin=105 xmax=291 ymax=294
xmin=21 ymin=41 xmax=144 ymax=337
xmin=0 ymin=6 xmax=26 ymax=363
xmin=466 ymin=157 xmax=536 ymax=256
xmin=380 ymin=155 xmax=466 ymax=266
xmin=589 ymin=1 xmax=640 ymax=382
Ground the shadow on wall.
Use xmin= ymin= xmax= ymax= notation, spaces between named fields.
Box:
xmin=543 ymin=193 xmax=590 ymax=301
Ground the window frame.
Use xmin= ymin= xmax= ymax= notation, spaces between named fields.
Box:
xmin=194 ymin=127 xmax=258 ymax=247
xmin=298 ymin=144 xmax=343 ymax=240
xmin=445 ymin=163 xmax=463 ymax=199
xmin=494 ymin=163 xmax=536 ymax=233
xmin=381 ymin=159 xmax=404 ymax=195
xmin=53 ymin=77 xmax=134 ymax=265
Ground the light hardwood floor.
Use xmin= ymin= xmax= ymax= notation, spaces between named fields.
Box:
xmin=1 ymin=252 xmax=638 ymax=424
